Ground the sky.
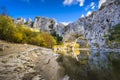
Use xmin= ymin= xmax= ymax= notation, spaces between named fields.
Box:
xmin=0 ymin=0 xmax=103 ymax=23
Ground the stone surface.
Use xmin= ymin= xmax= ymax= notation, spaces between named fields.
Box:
xmin=62 ymin=0 xmax=120 ymax=48
xmin=27 ymin=18 xmax=33 ymax=27
xmin=55 ymin=23 xmax=66 ymax=37
xmin=0 ymin=44 xmax=4 ymax=51
xmin=15 ymin=17 xmax=26 ymax=25
xmin=0 ymin=41 xmax=60 ymax=80
xmin=32 ymin=16 xmax=56 ymax=33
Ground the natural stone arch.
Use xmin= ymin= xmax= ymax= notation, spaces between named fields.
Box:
xmin=72 ymin=36 xmax=89 ymax=49
xmin=71 ymin=36 xmax=90 ymax=61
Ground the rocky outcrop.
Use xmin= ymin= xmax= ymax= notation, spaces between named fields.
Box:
xmin=54 ymin=23 xmax=66 ymax=37
xmin=99 ymin=0 xmax=120 ymax=10
xmin=62 ymin=0 xmax=120 ymax=48
xmin=15 ymin=17 xmax=26 ymax=25
xmin=32 ymin=17 xmax=57 ymax=33
xmin=15 ymin=16 xmax=59 ymax=33
xmin=0 ymin=47 xmax=59 ymax=80
xmin=26 ymin=18 xmax=33 ymax=27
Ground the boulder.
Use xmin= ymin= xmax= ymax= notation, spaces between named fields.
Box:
xmin=0 ymin=44 xmax=4 ymax=51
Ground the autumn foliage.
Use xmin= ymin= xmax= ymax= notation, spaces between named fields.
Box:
xmin=0 ymin=15 xmax=56 ymax=48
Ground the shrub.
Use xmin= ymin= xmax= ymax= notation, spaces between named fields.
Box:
xmin=0 ymin=15 xmax=57 ymax=48
xmin=109 ymin=24 xmax=120 ymax=42
xmin=51 ymin=31 xmax=63 ymax=44
xmin=11 ymin=32 xmax=23 ymax=43
xmin=41 ymin=32 xmax=56 ymax=48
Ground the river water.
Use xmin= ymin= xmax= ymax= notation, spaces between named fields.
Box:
xmin=56 ymin=50 xmax=120 ymax=80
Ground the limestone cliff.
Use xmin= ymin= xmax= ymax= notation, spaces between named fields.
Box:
xmin=32 ymin=16 xmax=56 ymax=33
xmin=62 ymin=0 xmax=120 ymax=48
xmin=15 ymin=17 xmax=26 ymax=25
xmin=14 ymin=0 xmax=120 ymax=48
xmin=15 ymin=17 xmax=58 ymax=34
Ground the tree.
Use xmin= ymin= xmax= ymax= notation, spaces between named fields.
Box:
xmin=41 ymin=32 xmax=56 ymax=48
xmin=0 ymin=15 xmax=15 ymax=40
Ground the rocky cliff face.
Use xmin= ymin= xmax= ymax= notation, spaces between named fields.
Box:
xmin=26 ymin=18 xmax=33 ymax=27
xmin=14 ymin=0 xmax=120 ymax=48
xmin=62 ymin=0 xmax=120 ymax=48
xmin=54 ymin=23 xmax=65 ymax=37
xmin=15 ymin=16 xmax=59 ymax=34
xmin=32 ymin=17 xmax=56 ymax=33
xmin=15 ymin=17 xmax=26 ymax=25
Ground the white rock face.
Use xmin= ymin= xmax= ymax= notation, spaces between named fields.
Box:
xmin=99 ymin=0 xmax=120 ymax=9
xmin=15 ymin=17 xmax=58 ymax=34
xmin=33 ymin=17 xmax=56 ymax=33
xmin=15 ymin=17 xmax=26 ymax=25
xmin=27 ymin=18 xmax=33 ymax=27
xmin=55 ymin=23 xmax=65 ymax=37
xmin=63 ymin=0 xmax=120 ymax=48
xmin=99 ymin=0 xmax=107 ymax=8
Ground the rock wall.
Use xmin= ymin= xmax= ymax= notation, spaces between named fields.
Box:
xmin=15 ymin=17 xmax=26 ymax=25
xmin=54 ymin=23 xmax=66 ymax=37
xmin=14 ymin=0 xmax=120 ymax=48
xmin=15 ymin=16 xmax=59 ymax=34
xmin=32 ymin=17 xmax=57 ymax=33
xmin=26 ymin=18 xmax=33 ymax=27
xmin=62 ymin=0 xmax=120 ymax=48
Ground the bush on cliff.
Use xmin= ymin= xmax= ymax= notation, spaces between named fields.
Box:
xmin=107 ymin=24 xmax=120 ymax=48
xmin=109 ymin=24 xmax=120 ymax=43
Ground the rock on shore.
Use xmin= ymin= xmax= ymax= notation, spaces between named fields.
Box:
xmin=0 ymin=40 xmax=60 ymax=80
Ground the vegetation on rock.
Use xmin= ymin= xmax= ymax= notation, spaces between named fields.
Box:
xmin=109 ymin=24 xmax=120 ymax=43
xmin=107 ymin=24 xmax=120 ymax=48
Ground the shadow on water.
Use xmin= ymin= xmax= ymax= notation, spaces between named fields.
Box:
xmin=56 ymin=50 xmax=120 ymax=80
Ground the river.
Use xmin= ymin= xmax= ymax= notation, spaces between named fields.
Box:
xmin=56 ymin=50 xmax=120 ymax=80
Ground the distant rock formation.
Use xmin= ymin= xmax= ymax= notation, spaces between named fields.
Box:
xmin=55 ymin=23 xmax=65 ymax=37
xmin=32 ymin=16 xmax=56 ymax=33
xmin=15 ymin=17 xmax=26 ymax=25
xmin=15 ymin=16 xmax=59 ymax=34
xmin=26 ymin=18 xmax=33 ymax=27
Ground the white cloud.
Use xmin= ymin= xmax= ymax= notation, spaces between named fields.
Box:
xmin=90 ymin=2 xmax=95 ymax=9
xmin=61 ymin=21 xmax=71 ymax=25
xmin=81 ymin=14 xmax=85 ymax=18
xmin=77 ymin=0 xmax=85 ymax=6
xmin=63 ymin=0 xmax=85 ymax=6
xmin=86 ymin=11 xmax=92 ymax=16
xmin=63 ymin=0 xmax=74 ymax=5
xmin=85 ymin=2 xmax=95 ymax=11
xmin=98 ymin=0 xmax=106 ymax=8
xmin=85 ymin=5 xmax=90 ymax=11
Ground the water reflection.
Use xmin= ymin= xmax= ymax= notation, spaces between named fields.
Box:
xmin=57 ymin=50 xmax=120 ymax=80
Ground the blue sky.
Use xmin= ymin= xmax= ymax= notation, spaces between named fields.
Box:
xmin=0 ymin=0 xmax=100 ymax=22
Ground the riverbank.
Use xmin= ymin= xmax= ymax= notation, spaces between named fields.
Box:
xmin=0 ymin=40 xmax=61 ymax=80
